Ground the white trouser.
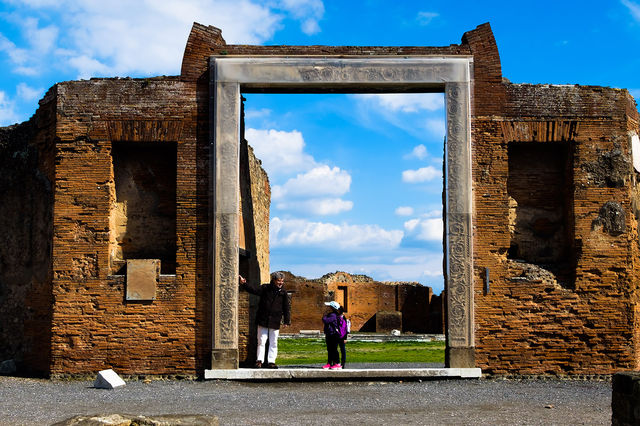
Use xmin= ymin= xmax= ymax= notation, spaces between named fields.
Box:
xmin=256 ymin=325 xmax=280 ymax=363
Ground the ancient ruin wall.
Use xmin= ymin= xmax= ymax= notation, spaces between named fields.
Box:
xmin=281 ymin=271 xmax=439 ymax=334
xmin=0 ymin=93 xmax=56 ymax=376
xmin=48 ymin=78 xmax=209 ymax=375
xmin=238 ymin=137 xmax=271 ymax=363
xmin=472 ymin=83 xmax=640 ymax=374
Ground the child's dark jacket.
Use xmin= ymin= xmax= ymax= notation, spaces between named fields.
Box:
xmin=322 ymin=312 xmax=340 ymax=337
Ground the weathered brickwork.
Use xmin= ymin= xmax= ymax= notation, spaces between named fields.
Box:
xmin=0 ymin=93 xmax=56 ymax=376
xmin=280 ymin=271 xmax=441 ymax=335
xmin=2 ymin=20 xmax=640 ymax=376
xmin=472 ymin=82 xmax=640 ymax=374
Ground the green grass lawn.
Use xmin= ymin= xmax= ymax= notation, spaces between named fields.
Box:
xmin=277 ymin=338 xmax=445 ymax=365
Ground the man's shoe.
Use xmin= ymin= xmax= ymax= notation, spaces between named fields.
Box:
xmin=254 ymin=361 xmax=262 ymax=368
xmin=267 ymin=363 xmax=278 ymax=369
xmin=322 ymin=363 xmax=331 ymax=369
xmin=330 ymin=364 xmax=342 ymax=370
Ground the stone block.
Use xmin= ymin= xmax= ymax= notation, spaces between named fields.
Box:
xmin=211 ymin=348 xmax=238 ymax=369
xmin=94 ymin=369 xmax=126 ymax=389
xmin=126 ymin=259 xmax=159 ymax=301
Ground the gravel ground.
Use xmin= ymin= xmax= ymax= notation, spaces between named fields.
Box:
xmin=0 ymin=372 xmax=611 ymax=425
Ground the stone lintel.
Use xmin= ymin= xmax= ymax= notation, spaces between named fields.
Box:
xmin=213 ymin=56 xmax=473 ymax=88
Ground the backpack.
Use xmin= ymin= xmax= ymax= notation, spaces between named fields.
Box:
xmin=338 ymin=315 xmax=351 ymax=339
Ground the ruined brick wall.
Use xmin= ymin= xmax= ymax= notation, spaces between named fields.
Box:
xmin=280 ymin=272 xmax=327 ymax=334
xmin=11 ymin=20 xmax=640 ymax=376
xmin=471 ymin=81 xmax=640 ymax=374
xmin=282 ymin=271 xmax=438 ymax=334
xmin=0 ymin=93 xmax=56 ymax=376
xmin=49 ymin=78 xmax=210 ymax=376
xmin=238 ymin=137 xmax=270 ymax=364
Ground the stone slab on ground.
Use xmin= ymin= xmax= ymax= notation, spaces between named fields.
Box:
xmin=204 ymin=367 xmax=481 ymax=380
xmin=52 ymin=413 xmax=218 ymax=425
xmin=94 ymin=369 xmax=126 ymax=389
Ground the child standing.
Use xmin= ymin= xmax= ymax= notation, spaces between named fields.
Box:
xmin=322 ymin=301 xmax=342 ymax=369
xmin=337 ymin=306 xmax=349 ymax=368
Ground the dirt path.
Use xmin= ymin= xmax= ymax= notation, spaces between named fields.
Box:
xmin=0 ymin=376 xmax=610 ymax=425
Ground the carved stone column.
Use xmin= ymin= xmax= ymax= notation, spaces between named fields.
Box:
xmin=444 ymin=81 xmax=475 ymax=368
xmin=210 ymin=65 xmax=240 ymax=369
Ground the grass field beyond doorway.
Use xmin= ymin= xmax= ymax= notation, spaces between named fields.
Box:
xmin=277 ymin=338 xmax=445 ymax=365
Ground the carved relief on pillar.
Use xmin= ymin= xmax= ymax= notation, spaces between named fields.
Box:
xmin=214 ymin=212 xmax=238 ymax=347
xmin=445 ymin=81 xmax=474 ymax=348
xmin=211 ymin=75 xmax=240 ymax=355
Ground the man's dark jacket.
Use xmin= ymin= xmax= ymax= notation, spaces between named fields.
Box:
xmin=244 ymin=282 xmax=291 ymax=329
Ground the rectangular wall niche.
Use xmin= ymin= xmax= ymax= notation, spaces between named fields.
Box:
xmin=507 ymin=141 xmax=574 ymax=285
xmin=110 ymin=142 xmax=177 ymax=275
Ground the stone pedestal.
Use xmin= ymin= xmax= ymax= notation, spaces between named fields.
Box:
xmin=446 ymin=347 xmax=475 ymax=368
xmin=211 ymin=348 xmax=238 ymax=370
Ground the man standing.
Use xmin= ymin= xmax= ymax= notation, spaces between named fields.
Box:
xmin=239 ymin=271 xmax=290 ymax=368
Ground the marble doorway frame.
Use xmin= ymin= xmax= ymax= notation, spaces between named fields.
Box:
xmin=209 ymin=56 xmax=475 ymax=369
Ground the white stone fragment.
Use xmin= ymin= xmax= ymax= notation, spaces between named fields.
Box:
xmin=631 ymin=133 xmax=640 ymax=172
xmin=94 ymin=369 xmax=126 ymax=389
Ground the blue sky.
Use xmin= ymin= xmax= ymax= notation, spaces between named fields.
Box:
xmin=2 ymin=1 xmax=640 ymax=293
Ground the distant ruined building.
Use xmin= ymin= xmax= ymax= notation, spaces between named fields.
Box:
xmin=282 ymin=271 xmax=444 ymax=334
xmin=2 ymin=21 xmax=640 ymax=377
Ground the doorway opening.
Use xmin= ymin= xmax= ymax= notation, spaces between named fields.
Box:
xmin=209 ymin=56 xmax=474 ymax=370
xmin=242 ymin=92 xmax=446 ymax=366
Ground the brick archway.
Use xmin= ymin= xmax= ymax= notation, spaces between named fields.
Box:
xmin=209 ymin=57 xmax=474 ymax=368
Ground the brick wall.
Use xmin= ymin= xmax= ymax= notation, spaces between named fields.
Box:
xmin=282 ymin=271 xmax=439 ymax=334
xmin=0 ymin=92 xmax=56 ymax=376
xmin=49 ymin=78 xmax=207 ymax=375
xmin=472 ymin=83 xmax=640 ymax=374
xmin=6 ymin=20 xmax=640 ymax=376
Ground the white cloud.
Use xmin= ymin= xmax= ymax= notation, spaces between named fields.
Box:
xmin=16 ymin=83 xmax=43 ymax=102
xmin=22 ymin=17 xmax=58 ymax=54
xmin=272 ymin=165 xmax=351 ymax=199
xmin=245 ymin=108 xmax=272 ymax=120
xmin=67 ymin=55 xmax=110 ymax=79
xmin=245 ymin=128 xmax=316 ymax=176
xmin=301 ymin=19 xmax=320 ymax=35
xmin=278 ymin=0 xmax=324 ymax=35
xmin=622 ymin=0 xmax=640 ymax=21
xmin=275 ymin=198 xmax=353 ymax=215
xmin=395 ymin=206 xmax=414 ymax=216
xmin=0 ymin=0 xmax=324 ymax=79
xmin=425 ymin=118 xmax=446 ymax=138
xmin=403 ymin=217 xmax=442 ymax=242
xmin=270 ymin=217 xmax=403 ymax=250
xmin=355 ymin=93 xmax=444 ymax=113
xmin=0 ymin=91 xmax=21 ymax=126
xmin=247 ymin=130 xmax=352 ymax=216
xmin=417 ymin=11 xmax=439 ymax=26
xmin=402 ymin=166 xmax=441 ymax=183
xmin=405 ymin=144 xmax=428 ymax=160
